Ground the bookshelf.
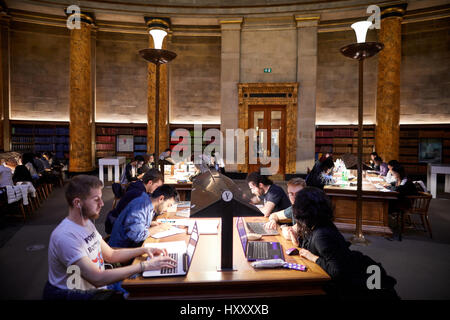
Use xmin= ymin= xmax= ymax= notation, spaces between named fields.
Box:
xmin=315 ymin=124 xmax=450 ymax=177
xmin=95 ymin=123 xmax=147 ymax=160
xmin=10 ymin=120 xmax=69 ymax=160
xmin=315 ymin=125 xmax=375 ymax=163
xmin=169 ymin=124 xmax=220 ymax=159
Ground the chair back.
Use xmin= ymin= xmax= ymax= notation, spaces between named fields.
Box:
xmin=111 ymin=183 xmax=124 ymax=199
xmin=405 ymin=192 xmax=432 ymax=215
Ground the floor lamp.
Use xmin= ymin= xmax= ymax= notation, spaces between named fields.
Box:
xmin=139 ymin=28 xmax=176 ymax=168
xmin=340 ymin=21 xmax=383 ymax=245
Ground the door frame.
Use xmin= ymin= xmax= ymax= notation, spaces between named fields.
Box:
xmin=248 ymin=105 xmax=286 ymax=175
xmin=238 ymin=83 xmax=298 ymax=175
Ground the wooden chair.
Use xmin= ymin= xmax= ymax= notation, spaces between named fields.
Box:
xmin=398 ymin=192 xmax=432 ymax=241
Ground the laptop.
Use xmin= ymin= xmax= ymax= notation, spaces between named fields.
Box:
xmin=143 ymin=222 xmax=199 ymax=278
xmin=245 ymin=220 xmax=279 ymax=236
xmin=236 ymin=217 xmax=284 ymax=261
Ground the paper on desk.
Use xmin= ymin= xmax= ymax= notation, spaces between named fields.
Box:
xmin=176 ymin=208 xmax=191 ymax=218
xmin=177 ymin=201 xmax=191 ymax=208
xmin=150 ymin=227 xmax=186 ymax=239
xmin=368 ymin=177 xmax=384 ymax=182
xmin=187 ymin=219 xmax=220 ymax=235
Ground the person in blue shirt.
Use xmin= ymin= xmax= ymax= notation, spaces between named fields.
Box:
xmin=105 ymin=169 xmax=163 ymax=234
xmin=109 ymin=185 xmax=177 ymax=248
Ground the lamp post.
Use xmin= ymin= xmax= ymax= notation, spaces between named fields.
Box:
xmin=340 ymin=21 xmax=383 ymax=245
xmin=139 ymin=28 xmax=176 ymax=169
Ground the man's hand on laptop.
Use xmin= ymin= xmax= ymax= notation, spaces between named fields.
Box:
xmin=144 ymin=255 xmax=177 ymax=271
xmin=142 ymin=247 xmax=168 ymax=258
xmin=264 ymin=215 xmax=279 ymax=230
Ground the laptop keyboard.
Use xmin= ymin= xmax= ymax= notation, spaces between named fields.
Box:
xmin=160 ymin=253 xmax=178 ymax=274
xmin=247 ymin=222 xmax=277 ymax=235
xmin=248 ymin=242 xmax=270 ymax=259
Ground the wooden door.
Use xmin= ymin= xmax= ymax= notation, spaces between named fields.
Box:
xmin=248 ymin=105 xmax=286 ymax=175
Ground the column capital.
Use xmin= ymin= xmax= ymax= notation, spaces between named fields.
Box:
xmin=144 ymin=17 xmax=171 ymax=31
xmin=220 ymin=18 xmax=243 ymax=30
xmin=65 ymin=8 xmax=96 ymax=26
xmin=295 ymin=15 xmax=320 ymax=28
xmin=381 ymin=2 xmax=408 ymax=20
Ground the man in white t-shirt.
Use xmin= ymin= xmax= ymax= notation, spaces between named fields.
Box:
xmin=44 ymin=175 xmax=176 ymax=300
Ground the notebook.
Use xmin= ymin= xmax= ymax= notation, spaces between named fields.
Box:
xmin=245 ymin=221 xmax=279 ymax=236
xmin=236 ymin=217 xmax=284 ymax=261
xmin=143 ymin=222 xmax=199 ymax=278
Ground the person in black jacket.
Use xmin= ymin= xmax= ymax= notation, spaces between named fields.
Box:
xmin=305 ymin=157 xmax=335 ymax=190
xmin=292 ymin=187 xmax=399 ymax=300
xmin=105 ymin=169 xmax=163 ymax=234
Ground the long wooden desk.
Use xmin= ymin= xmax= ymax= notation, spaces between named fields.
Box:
xmin=122 ymin=215 xmax=330 ymax=300
xmin=164 ymin=175 xmax=192 ymax=201
xmin=324 ymin=172 xmax=398 ymax=235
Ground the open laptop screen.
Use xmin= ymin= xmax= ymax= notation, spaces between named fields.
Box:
xmin=236 ymin=217 xmax=248 ymax=255
xmin=186 ymin=222 xmax=199 ymax=268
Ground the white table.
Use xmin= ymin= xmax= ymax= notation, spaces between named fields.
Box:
xmin=427 ymin=163 xmax=450 ymax=198
xmin=98 ymin=157 xmax=126 ymax=184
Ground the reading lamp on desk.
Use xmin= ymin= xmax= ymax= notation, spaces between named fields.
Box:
xmin=189 ymin=171 xmax=261 ymax=271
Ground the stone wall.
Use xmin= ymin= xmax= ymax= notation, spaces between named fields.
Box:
xmin=240 ymin=19 xmax=297 ymax=83
xmin=10 ymin=22 xmax=70 ymax=121
xmin=95 ymin=32 xmax=148 ymax=123
xmin=316 ymin=29 xmax=378 ymax=125
xmin=401 ymin=18 xmax=450 ymax=124
xmin=169 ymin=36 xmax=221 ymax=124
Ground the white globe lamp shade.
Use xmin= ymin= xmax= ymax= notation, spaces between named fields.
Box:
xmin=150 ymin=29 xmax=167 ymax=50
xmin=351 ymin=21 xmax=372 ymax=43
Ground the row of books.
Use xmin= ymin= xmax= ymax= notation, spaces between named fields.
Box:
xmin=134 ymin=144 xmax=147 ymax=151
xmin=12 ymin=136 xmax=33 ymax=143
xmin=96 ymin=144 xmax=116 ymax=151
xmin=96 ymin=136 xmax=115 ymax=143
xmin=96 ymin=127 xmax=134 ymax=135
xmin=12 ymin=126 xmax=69 ymax=135
xmin=134 ymin=136 xmax=147 ymax=144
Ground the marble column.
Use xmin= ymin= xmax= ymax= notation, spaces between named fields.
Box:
xmin=375 ymin=3 xmax=407 ymax=163
xmin=145 ymin=17 xmax=171 ymax=158
xmin=68 ymin=13 xmax=95 ymax=172
xmin=0 ymin=9 xmax=10 ymax=152
xmin=220 ymin=18 xmax=242 ymax=172
xmin=296 ymin=15 xmax=320 ymax=174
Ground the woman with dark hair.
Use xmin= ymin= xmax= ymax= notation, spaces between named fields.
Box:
xmin=292 ymin=187 xmax=398 ymax=299
xmin=305 ymin=157 xmax=335 ymax=189
xmin=22 ymin=152 xmax=39 ymax=181
xmin=384 ymin=160 xmax=400 ymax=185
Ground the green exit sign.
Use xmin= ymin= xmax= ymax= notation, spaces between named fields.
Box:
xmin=264 ymin=68 xmax=272 ymax=73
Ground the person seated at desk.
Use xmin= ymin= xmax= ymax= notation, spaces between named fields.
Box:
xmin=137 ymin=154 xmax=155 ymax=179
xmin=43 ymin=175 xmax=176 ymax=300
xmin=120 ymin=155 xmax=145 ymax=185
xmin=0 ymin=159 xmax=14 ymax=187
xmin=109 ymin=185 xmax=177 ymax=248
xmin=291 ymin=187 xmax=399 ymax=300
xmin=388 ymin=165 xmax=418 ymax=218
xmin=264 ymin=177 xmax=306 ymax=245
xmin=373 ymin=156 xmax=388 ymax=176
xmin=105 ymin=169 xmax=163 ymax=235
xmin=246 ymin=171 xmax=291 ymax=217
xmin=384 ymin=160 xmax=399 ymax=185
xmin=159 ymin=148 xmax=176 ymax=165
xmin=368 ymin=152 xmax=379 ymax=170
xmin=306 ymin=157 xmax=335 ymax=189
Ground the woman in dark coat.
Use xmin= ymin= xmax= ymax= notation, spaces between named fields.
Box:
xmin=292 ymin=187 xmax=399 ymax=300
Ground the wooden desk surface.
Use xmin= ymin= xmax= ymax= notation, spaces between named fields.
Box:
xmin=324 ymin=172 xmax=398 ymax=200
xmin=122 ymin=214 xmax=330 ymax=300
